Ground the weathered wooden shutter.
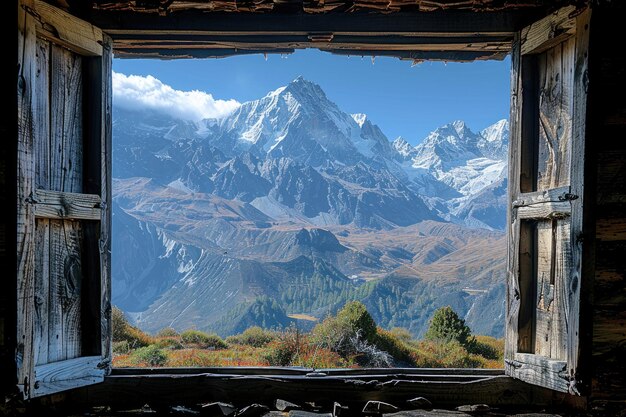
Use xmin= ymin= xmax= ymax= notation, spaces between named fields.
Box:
xmin=505 ymin=6 xmax=590 ymax=394
xmin=17 ymin=0 xmax=112 ymax=398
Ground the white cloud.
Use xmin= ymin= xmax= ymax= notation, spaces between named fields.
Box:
xmin=112 ymin=71 xmax=240 ymax=121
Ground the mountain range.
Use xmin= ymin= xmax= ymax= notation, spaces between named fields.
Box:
xmin=112 ymin=76 xmax=509 ymax=338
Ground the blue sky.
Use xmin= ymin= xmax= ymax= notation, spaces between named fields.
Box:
xmin=113 ymin=49 xmax=510 ymax=144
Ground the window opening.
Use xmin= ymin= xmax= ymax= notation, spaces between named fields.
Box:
xmin=110 ymin=50 xmax=511 ymax=369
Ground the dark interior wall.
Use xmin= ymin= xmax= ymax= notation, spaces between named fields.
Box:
xmin=1 ymin=0 xmax=18 ymax=398
xmin=587 ymin=4 xmax=626 ymax=412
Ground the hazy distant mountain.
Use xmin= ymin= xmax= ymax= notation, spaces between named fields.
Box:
xmin=112 ymin=77 xmax=509 ymax=338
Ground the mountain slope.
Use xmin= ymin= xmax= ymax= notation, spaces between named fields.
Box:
xmin=112 ymin=76 xmax=509 ymax=338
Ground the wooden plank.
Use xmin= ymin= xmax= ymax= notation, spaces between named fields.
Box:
xmin=534 ymin=220 xmax=553 ymax=357
xmin=32 ymin=189 xmax=102 ymax=221
xmin=34 ymin=37 xmax=50 ymax=190
xmin=551 ymin=219 xmax=569 ymax=361
xmin=47 ymin=42 xmax=85 ymax=365
xmin=566 ymin=8 xmax=591 ymax=397
xmin=506 ymin=353 xmax=569 ymax=393
xmin=516 ymin=202 xmax=571 ymax=220
xmin=33 ymin=219 xmax=49 ymax=366
xmin=536 ymin=37 xmax=574 ymax=191
xmin=114 ymin=40 xmax=511 ymax=52
xmin=113 ymin=33 xmax=513 ymax=45
xmin=32 ymin=0 xmax=103 ymax=56
xmin=32 ymin=36 xmax=51 ymax=370
xmin=512 ymin=185 xmax=572 ymax=207
xmin=534 ymin=220 xmax=568 ymax=361
xmin=113 ymin=31 xmax=515 ymax=39
xmin=516 ymin=220 xmax=535 ymax=354
xmin=16 ymin=0 xmax=39 ymax=399
xmin=100 ymin=34 xmax=114 ymax=369
xmin=50 ymin=44 xmax=83 ymax=194
xmin=75 ymin=374 xmax=560 ymax=410
xmin=92 ymin=10 xmax=530 ymax=37
xmin=111 ymin=367 xmax=505 ymax=377
xmin=114 ymin=47 xmax=505 ymax=62
xmin=32 ymin=355 xmax=105 ymax=397
xmin=520 ymin=6 xmax=576 ymax=55
xmin=48 ymin=219 xmax=83 ymax=362
xmin=505 ymin=32 xmax=522 ymax=364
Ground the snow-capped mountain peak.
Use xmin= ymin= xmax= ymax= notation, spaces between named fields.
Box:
xmin=478 ymin=119 xmax=509 ymax=160
xmin=480 ymin=119 xmax=508 ymax=142
xmin=392 ymin=136 xmax=417 ymax=159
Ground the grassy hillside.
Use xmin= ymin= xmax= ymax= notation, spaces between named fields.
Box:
xmin=112 ymin=303 xmax=504 ymax=369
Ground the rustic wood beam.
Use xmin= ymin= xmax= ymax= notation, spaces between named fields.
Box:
xmin=31 ymin=0 xmax=103 ymax=56
xmin=110 ymin=367 xmax=505 ymax=376
xmin=74 ymin=373 xmax=567 ymax=410
xmin=91 ymin=9 xmax=541 ymax=37
xmin=90 ymin=8 xmax=548 ymax=59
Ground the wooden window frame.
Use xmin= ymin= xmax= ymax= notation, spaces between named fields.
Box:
xmin=13 ymin=1 xmax=593 ymax=408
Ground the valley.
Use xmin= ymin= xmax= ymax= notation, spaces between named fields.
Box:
xmin=112 ymin=76 xmax=509 ymax=339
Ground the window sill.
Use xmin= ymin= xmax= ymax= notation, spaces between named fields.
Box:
xmin=71 ymin=367 xmax=567 ymax=411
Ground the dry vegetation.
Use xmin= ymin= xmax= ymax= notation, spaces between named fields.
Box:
xmin=112 ymin=303 xmax=504 ymax=369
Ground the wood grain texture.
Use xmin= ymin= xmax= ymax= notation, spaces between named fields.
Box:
xmin=516 ymin=202 xmax=570 ymax=220
xmin=516 ymin=220 xmax=535 ymax=354
xmin=75 ymin=374 xmax=560 ymax=410
xmin=17 ymin=0 xmax=113 ymax=398
xmin=506 ymin=6 xmax=589 ymax=396
xmin=506 ymin=353 xmax=569 ymax=393
xmin=17 ymin=0 xmax=39 ymax=398
xmin=33 ymin=0 xmax=103 ymax=56
xmin=100 ymin=35 xmax=113 ymax=370
xmin=32 ymin=355 xmax=105 ymax=397
xmin=33 ymin=219 xmax=49 ymax=366
xmin=534 ymin=220 xmax=553 ymax=357
xmin=534 ymin=220 xmax=568 ymax=361
xmin=520 ymin=5 xmax=576 ymax=55
xmin=34 ymin=37 xmax=50 ymax=191
xmin=32 ymin=189 xmax=102 ymax=221
xmin=512 ymin=186 xmax=572 ymax=207
xmin=50 ymin=44 xmax=83 ymax=194
xmin=566 ymin=8 xmax=591 ymax=396
xmin=536 ymin=37 xmax=574 ymax=191
xmin=505 ymin=32 xmax=522 ymax=364
xmin=47 ymin=219 xmax=83 ymax=362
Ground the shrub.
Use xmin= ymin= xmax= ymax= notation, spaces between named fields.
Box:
xmin=112 ymin=340 xmax=130 ymax=355
xmin=413 ymin=340 xmax=483 ymax=368
xmin=180 ymin=330 xmax=227 ymax=349
xmin=389 ymin=327 xmax=413 ymax=343
xmin=336 ymin=301 xmax=377 ymax=343
xmin=349 ymin=331 xmax=393 ymax=367
xmin=131 ymin=345 xmax=168 ymax=367
xmin=424 ymin=306 xmax=475 ymax=348
xmin=156 ymin=327 xmax=179 ymax=338
xmin=290 ymin=346 xmax=350 ymax=369
xmin=311 ymin=301 xmax=378 ymax=359
xmin=469 ymin=335 xmax=504 ymax=361
xmin=375 ymin=328 xmax=416 ymax=365
xmin=226 ymin=326 xmax=276 ymax=347
xmin=155 ymin=337 xmax=185 ymax=350
xmin=166 ymin=349 xmax=220 ymax=367
xmin=263 ymin=326 xmax=305 ymax=366
xmin=111 ymin=306 xmax=153 ymax=348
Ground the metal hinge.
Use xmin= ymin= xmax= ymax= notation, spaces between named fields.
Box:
xmin=558 ymin=192 xmax=579 ymax=201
